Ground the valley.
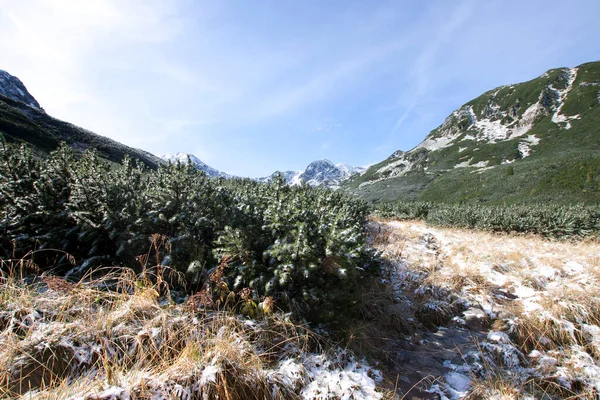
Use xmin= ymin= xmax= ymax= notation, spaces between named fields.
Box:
xmin=1 ymin=53 xmax=600 ymax=400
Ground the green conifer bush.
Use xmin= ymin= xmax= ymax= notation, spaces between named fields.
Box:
xmin=375 ymin=201 xmax=600 ymax=238
xmin=0 ymin=142 xmax=371 ymax=324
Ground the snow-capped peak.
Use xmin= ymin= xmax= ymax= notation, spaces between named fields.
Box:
xmin=160 ymin=152 xmax=230 ymax=178
xmin=260 ymin=159 xmax=365 ymax=188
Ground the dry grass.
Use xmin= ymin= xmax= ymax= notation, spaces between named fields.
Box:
xmin=374 ymin=219 xmax=600 ymax=398
xmin=466 ymin=374 xmax=522 ymax=400
xmin=0 ymin=259 xmax=391 ymax=400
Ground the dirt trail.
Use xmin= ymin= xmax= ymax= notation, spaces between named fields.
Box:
xmin=372 ymin=219 xmax=600 ymax=399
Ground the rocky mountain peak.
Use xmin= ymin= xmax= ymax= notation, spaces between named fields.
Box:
xmin=388 ymin=150 xmax=405 ymax=160
xmin=301 ymin=159 xmax=342 ymax=180
xmin=0 ymin=70 xmax=42 ymax=110
xmin=257 ymin=159 xmax=365 ymax=188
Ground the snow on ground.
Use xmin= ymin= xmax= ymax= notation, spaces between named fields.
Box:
xmin=0 ymin=276 xmax=386 ymax=399
xmin=517 ymin=142 xmax=532 ymax=158
xmin=374 ymin=219 xmax=600 ymax=399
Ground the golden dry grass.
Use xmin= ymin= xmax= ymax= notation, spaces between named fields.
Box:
xmin=375 ymin=219 xmax=600 ymax=398
xmin=0 ymin=262 xmax=392 ymax=400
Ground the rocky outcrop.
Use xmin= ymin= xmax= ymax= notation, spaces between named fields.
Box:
xmin=0 ymin=70 xmax=42 ymax=110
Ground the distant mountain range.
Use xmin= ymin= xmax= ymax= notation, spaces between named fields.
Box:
xmin=160 ymin=152 xmax=365 ymax=188
xmin=0 ymin=68 xmax=364 ymax=188
xmin=342 ymin=61 xmax=600 ymax=205
xmin=258 ymin=159 xmax=365 ymax=188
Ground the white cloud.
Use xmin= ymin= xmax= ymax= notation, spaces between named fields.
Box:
xmin=0 ymin=0 xmax=184 ymax=144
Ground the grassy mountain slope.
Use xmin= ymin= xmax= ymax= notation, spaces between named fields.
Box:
xmin=0 ymin=94 xmax=162 ymax=168
xmin=344 ymin=61 xmax=600 ymax=205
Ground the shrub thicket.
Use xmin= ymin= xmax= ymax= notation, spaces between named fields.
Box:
xmin=375 ymin=201 xmax=600 ymax=238
xmin=0 ymin=141 xmax=371 ymax=324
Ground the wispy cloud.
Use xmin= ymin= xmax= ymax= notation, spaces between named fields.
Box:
xmin=313 ymin=123 xmax=343 ymax=132
xmin=392 ymin=0 xmax=476 ymax=134
xmin=247 ymin=39 xmax=409 ymax=120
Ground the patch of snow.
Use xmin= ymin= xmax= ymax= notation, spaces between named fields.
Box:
xmin=454 ymin=160 xmax=472 ymax=168
xmin=373 ymin=156 xmax=418 ymax=180
xmin=487 ymin=331 xmax=511 ymax=344
xmin=454 ymin=159 xmax=488 ymax=169
xmin=513 ymin=285 xmax=536 ymax=299
xmin=445 ymin=372 xmax=471 ymax=395
xmin=564 ymin=260 xmax=584 ymax=275
xmin=518 ymin=142 xmax=532 ymax=158
xmin=200 ymin=364 xmax=220 ymax=385
xmin=473 ymin=166 xmax=496 ymax=174
xmin=73 ymin=386 xmax=131 ymax=400
xmin=551 ymin=67 xmax=579 ymax=129
xmin=472 ymin=116 xmax=510 ymax=141
xmin=419 ymin=133 xmax=461 ymax=152
xmin=300 ymin=353 xmax=383 ymax=400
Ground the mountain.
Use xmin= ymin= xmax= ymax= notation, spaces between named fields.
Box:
xmin=260 ymin=159 xmax=365 ymax=188
xmin=160 ymin=152 xmax=230 ymax=178
xmin=0 ymin=70 xmax=42 ymax=110
xmin=257 ymin=170 xmax=299 ymax=184
xmin=164 ymin=154 xmax=366 ymax=187
xmin=0 ymin=69 xmax=162 ymax=168
xmin=343 ymin=61 xmax=600 ymax=205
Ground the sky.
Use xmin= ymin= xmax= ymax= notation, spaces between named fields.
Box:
xmin=0 ymin=0 xmax=599 ymax=177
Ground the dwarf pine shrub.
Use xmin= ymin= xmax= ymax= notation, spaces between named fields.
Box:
xmin=0 ymin=141 xmax=371 ymax=325
xmin=375 ymin=201 xmax=600 ymax=238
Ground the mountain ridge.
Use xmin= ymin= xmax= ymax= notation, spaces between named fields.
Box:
xmin=3 ymin=61 xmax=599 ymax=204
xmin=259 ymin=159 xmax=366 ymax=188
xmin=0 ymin=69 xmax=162 ymax=168
xmin=342 ymin=61 xmax=600 ymax=205
xmin=161 ymin=152 xmax=365 ymax=188
xmin=160 ymin=152 xmax=231 ymax=178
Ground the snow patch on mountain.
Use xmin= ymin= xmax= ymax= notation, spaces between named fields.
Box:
xmin=417 ymin=107 xmax=474 ymax=152
xmin=454 ymin=159 xmax=489 ymax=169
xmin=160 ymin=152 xmax=230 ymax=178
xmin=466 ymin=99 xmax=541 ymax=144
xmin=0 ymin=69 xmax=42 ymax=109
xmin=551 ymin=67 xmax=579 ymax=129
xmin=516 ymin=135 xmax=541 ymax=159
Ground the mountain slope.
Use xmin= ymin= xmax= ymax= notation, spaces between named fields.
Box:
xmin=0 ymin=69 xmax=162 ymax=168
xmin=343 ymin=61 xmax=600 ymax=205
xmin=0 ymin=70 xmax=42 ymax=110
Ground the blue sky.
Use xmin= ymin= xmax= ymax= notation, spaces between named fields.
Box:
xmin=0 ymin=0 xmax=599 ymax=177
